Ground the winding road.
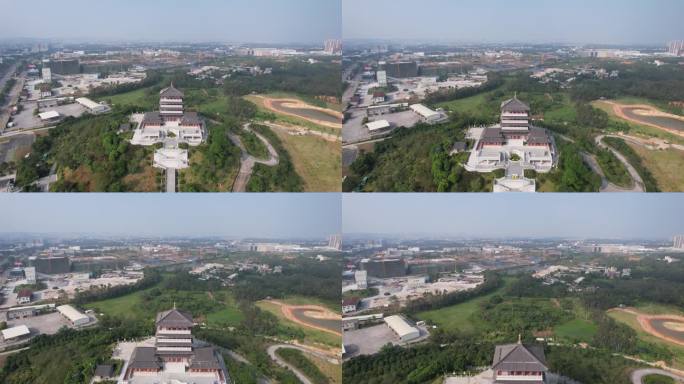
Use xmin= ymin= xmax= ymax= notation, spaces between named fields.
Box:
xmin=556 ymin=133 xmax=644 ymax=192
xmin=631 ymin=368 xmax=684 ymax=384
xmin=267 ymin=344 xmax=340 ymax=384
xmin=228 ymin=122 xmax=279 ymax=192
xmin=595 ymin=134 xmax=645 ymax=192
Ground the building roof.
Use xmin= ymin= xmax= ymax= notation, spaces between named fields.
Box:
xmin=180 ymin=112 xmax=202 ymax=125
xmin=38 ymin=111 xmax=60 ymax=120
xmin=1 ymin=325 xmax=30 ymax=340
xmin=480 ymin=127 xmax=505 ymax=143
xmin=384 ymin=315 xmax=420 ymax=339
xmin=410 ymin=104 xmax=440 ymax=118
xmin=128 ymin=346 xmax=162 ymax=370
xmin=94 ymin=364 xmax=114 ymax=378
xmin=160 ymin=84 xmax=184 ymax=98
xmin=76 ymin=97 xmax=103 ymax=110
xmin=501 ymin=96 xmax=530 ymax=112
xmin=189 ymin=347 xmax=222 ymax=369
xmin=156 ymin=308 xmax=194 ymax=328
xmin=451 ymin=142 xmax=467 ymax=152
xmin=142 ymin=111 xmax=163 ymax=125
xmin=373 ymin=92 xmax=385 ymax=98
xmin=365 ymin=120 xmax=391 ymax=131
xmin=526 ymin=126 xmax=552 ymax=145
xmin=492 ymin=342 xmax=547 ymax=372
xmin=57 ymin=305 xmax=89 ymax=323
xmin=17 ymin=289 xmax=32 ymax=298
xmin=342 ymin=297 xmax=360 ymax=307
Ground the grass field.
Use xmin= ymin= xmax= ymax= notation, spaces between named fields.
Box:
xmin=627 ymin=144 xmax=684 ymax=192
xmin=554 ymin=319 xmax=598 ymax=342
xmin=83 ymin=277 xmax=244 ymax=328
xmin=256 ymin=300 xmax=341 ymax=347
xmin=415 ymin=278 xmax=512 ymax=333
xmin=272 ymin=129 xmax=340 ymax=192
xmin=304 ymin=353 xmax=342 ymax=384
xmin=436 ymin=91 xmax=494 ymax=117
xmin=608 ymin=308 xmax=684 ymax=370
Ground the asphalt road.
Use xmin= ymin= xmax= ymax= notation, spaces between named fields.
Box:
xmin=267 ymin=344 xmax=336 ymax=384
xmin=595 ymin=134 xmax=645 ymax=192
xmin=631 ymin=368 xmax=684 ymax=383
xmin=166 ymin=167 xmax=176 ymax=193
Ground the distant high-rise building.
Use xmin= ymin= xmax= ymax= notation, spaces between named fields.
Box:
xmin=674 ymin=235 xmax=684 ymax=249
xmin=381 ymin=61 xmax=418 ymax=78
xmin=355 ymin=270 xmax=368 ymax=289
xmin=668 ymin=40 xmax=684 ymax=56
xmin=324 ymin=39 xmax=342 ymax=55
xmin=41 ymin=67 xmax=51 ymax=82
xmin=376 ymin=70 xmax=387 ymax=87
xmin=328 ymin=234 xmax=342 ymax=250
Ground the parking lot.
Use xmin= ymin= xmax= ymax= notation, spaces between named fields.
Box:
xmin=6 ymin=311 xmax=70 ymax=336
xmin=343 ymin=323 xmax=430 ymax=358
xmin=7 ymin=101 xmax=87 ymax=131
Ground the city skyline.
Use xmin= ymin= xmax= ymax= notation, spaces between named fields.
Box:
xmin=342 ymin=194 xmax=684 ymax=240
xmin=343 ymin=0 xmax=684 ymax=45
xmin=0 ymin=194 xmax=341 ymax=238
xmin=0 ymin=0 xmax=341 ymax=44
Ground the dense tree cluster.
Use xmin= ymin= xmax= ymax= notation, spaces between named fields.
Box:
xmin=602 ymin=137 xmax=660 ymax=192
xmin=276 ymin=348 xmax=329 ymax=384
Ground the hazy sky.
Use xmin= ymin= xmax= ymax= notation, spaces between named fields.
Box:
xmin=0 ymin=0 xmax=341 ymax=44
xmin=0 ymin=194 xmax=341 ymax=238
xmin=343 ymin=0 xmax=684 ymax=45
xmin=343 ymin=194 xmax=684 ymax=240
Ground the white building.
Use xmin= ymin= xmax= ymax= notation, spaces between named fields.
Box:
xmin=384 ymin=315 xmax=420 ymax=342
xmin=76 ymin=97 xmax=109 ymax=114
xmin=342 ymin=297 xmax=360 ymax=314
xmin=57 ymin=305 xmax=90 ymax=326
xmin=24 ymin=267 xmax=36 ymax=284
xmin=38 ymin=110 xmax=60 ymax=122
xmin=355 ymin=270 xmax=368 ymax=289
xmin=376 ymin=70 xmax=387 ymax=87
xmin=410 ymin=104 xmax=448 ymax=124
xmin=1 ymin=325 xmax=31 ymax=342
xmin=131 ymin=85 xmax=205 ymax=146
xmin=42 ymin=67 xmax=52 ymax=82
xmin=365 ymin=119 xmax=391 ymax=133
xmin=466 ymin=96 xmax=557 ymax=190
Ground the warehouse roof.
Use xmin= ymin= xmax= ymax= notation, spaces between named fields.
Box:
xmin=57 ymin=305 xmax=89 ymax=324
xmin=1 ymin=325 xmax=30 ymax=340
xmin=384 ymin=315 xmax=420 ymax=339
xmin=38 ymin=111 xmax=60 ymax=120
xmin=365 ymin=120 xmax=391 ymax=131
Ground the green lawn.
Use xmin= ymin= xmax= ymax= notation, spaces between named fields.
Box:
xmin=554 ymin=319 xmax=598 ymax=342
xmin=84 ymin=277 xmax=244 ymax=328
xmin=415 ymin=278 xmax=512 ymax=333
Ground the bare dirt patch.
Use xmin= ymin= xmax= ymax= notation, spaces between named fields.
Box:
xmin=255 ymin=96 xmax=342 ymax=129
xmin=265 ymin=300 xmax=341 ymax=336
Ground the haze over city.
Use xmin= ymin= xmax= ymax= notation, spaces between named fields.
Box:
xmin=343 ymin=0 xmax=684 ymax=45
xmin=0 ymin=0 xmax=341 ymax=43
xmin=342 ymin=194 xmax=684 ymax=239
xmin=0 ymin=194 xmax=341 ymax=238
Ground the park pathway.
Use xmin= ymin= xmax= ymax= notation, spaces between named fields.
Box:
xmin=229 ymin=122 xmax=279 ymax=192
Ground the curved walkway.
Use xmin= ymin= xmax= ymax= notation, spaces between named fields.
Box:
xmin=595 ymin=134 xmax=645 ymax=192
xmin=631 ymin=368 xmax=684 ymax=384
xmin=556 ymin=133 xmax=643 ymax=192
xmin=229 ymin=122 xmax=279 ymax=192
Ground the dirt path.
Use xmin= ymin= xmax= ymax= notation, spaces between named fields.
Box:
xmin=267 ymin=344 xmax=340 ymax=384
xmin=264 ymin=300 xmax=341 ymax=336
xmin=610 ymin=308 xmax=684 ymax=347
xmin=600 ymin=101 xmax=684 ymax=138
xmin=262 ymin=121 xmax=340 ymax=142
xmin=229 ymin=122 xmax=279 ymax=192
xmin=254 ymin=95 xmax=342 ymax=130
